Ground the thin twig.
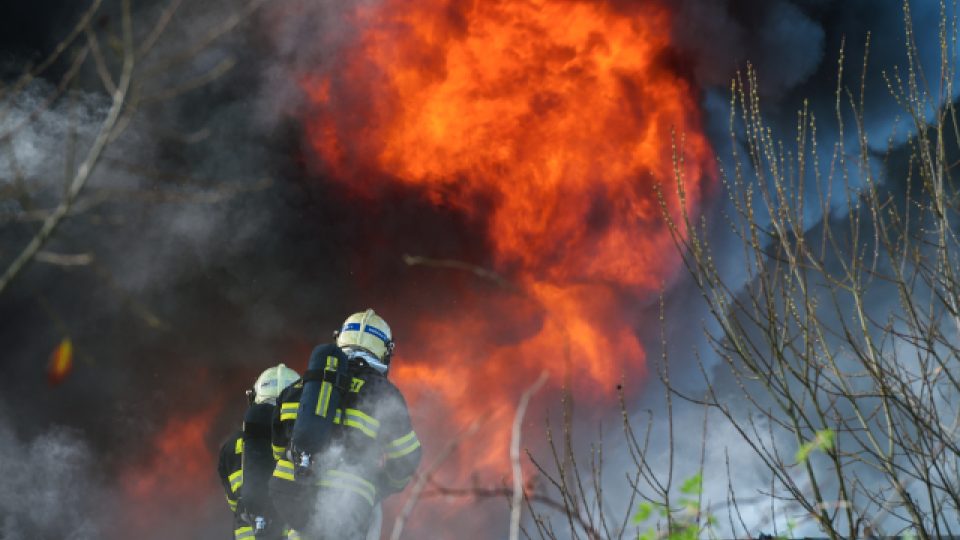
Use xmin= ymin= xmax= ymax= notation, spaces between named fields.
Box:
xmin=389 ymin=419 xmax=482 ymax=540
xmin=35 ymin=251 xmax=94 ymax=266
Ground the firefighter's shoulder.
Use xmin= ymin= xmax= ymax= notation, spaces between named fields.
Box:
xmin=278 ymin=379 xmax=304 ymax=401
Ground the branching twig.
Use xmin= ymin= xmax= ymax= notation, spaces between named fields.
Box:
xmin=0 ymin=0 xmax=134 ymax=296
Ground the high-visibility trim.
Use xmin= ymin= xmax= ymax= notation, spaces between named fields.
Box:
xmin=228 ymin=470 xmax=243 ymax=492
xmin=286 ymin=530 xmax=302 ymax=540
xmin=273 ymin=459 xmax=296 ymax=482
xmin=316 ymin=382 xmax=332 ymax=417
xmin=343 ymin=408 xmax=379 ymax=439
xmin=386 ymin=431 xmax=421 ymax=460
xmin=272 ymin=444 xmax=286 ymax=461
xmin=345 ymin=408 xmax=380 ymax=428
xmin=280 ymin=402 xmax=299 ymax=421
xmin=317 ymin=469 xmax=376 ymax=506
xmin=328 ymin=408 xmax=379 ymax=438
xmin=326 ymin=355 xmax=339 ymax=370
xmin=235 ymin=526 xmax=255 ymax=539
xmin=386 ymin=430 xmax=416 ymax=449
xmin=226 ymin=495 xmax=237 ymax=512
xmin=388 ymin=474 xmax=411 ymax=489
xmin=234 ymin=438 xmax=244 ymax=454
xmin=315 ymin=356 xmax=339 ymax=418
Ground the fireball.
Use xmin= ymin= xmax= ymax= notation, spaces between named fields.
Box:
xmin=302 ymin=0 xmax=714 ymax=531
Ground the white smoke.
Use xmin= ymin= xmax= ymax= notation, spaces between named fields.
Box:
xmin=0 ymin=407 xmax=105 ymax=539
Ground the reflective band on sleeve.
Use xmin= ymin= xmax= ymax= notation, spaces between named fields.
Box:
xmin=386 ymin=431 xmax=421 ymax=460
xmin=226 ymin=495 xmax=238 ymax=512
xmin=286 ymin=530 xmax=302 ymax=540
xmin=328 ymin=408 xmax=379 ymax=438
xmin=346 ymin=408 xmax=380 ymax=428
xmin=388 ymin=474 xmax=411 ymax=489
xmin=343 ymin=408 xmax=380 ymax=439
xmin=234 ymin=438 xmax=243 ymax=454
xmin=235 ymin=526 xmax=255 ymax=539
xmin=273 ymin=459 xmax=295 ymax=482
xmin=272 ymin=444 xmax=286 ymax=461
xmin=280 ymin=402 xmax=299 ymax=421
xmin=386 ymin=430 xmax=416 ymax=449
xmin=317 ymin=469 xmax=376 ymax=506
xmin=228 ymin=470 xmax=243 ymax=492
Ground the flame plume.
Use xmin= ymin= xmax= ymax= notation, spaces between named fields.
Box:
xmin=302 ymin=0 xmax=715 ymax=531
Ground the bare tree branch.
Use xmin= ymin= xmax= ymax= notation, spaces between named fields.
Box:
xmin=0 ymin=0 xmax=135 ymax=296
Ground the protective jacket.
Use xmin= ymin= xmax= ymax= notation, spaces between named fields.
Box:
xmin=270 ymin=353 xmax=421 ymax=539
xmin=218 ymin=419 xmax=288 ymax=539
xmin=217 ymin=431 xmax=244 ymax=515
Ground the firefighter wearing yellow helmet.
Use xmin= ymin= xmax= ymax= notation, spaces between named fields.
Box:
xmin=270 ymin=309 xmax=421 ymax=540
xmin=218 ymin=363 xmax=300 ymax=540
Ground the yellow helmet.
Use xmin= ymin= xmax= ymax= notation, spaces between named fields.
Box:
xmin=336 ymin=309 xmax=395 ymax=366
xmin=252 ymin=363 xmax=300 ymax=405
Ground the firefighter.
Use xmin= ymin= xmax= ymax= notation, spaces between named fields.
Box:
xmin=218 ymin=363 xmax=301 ymax=539
xmin=270 ymin=309 xmax=422 ymax=540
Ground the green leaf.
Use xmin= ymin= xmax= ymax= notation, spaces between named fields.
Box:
xmin=816 ymin=429 xmax=836 ymax=450
xmin=680 ymin=472 xmax=703 ymax=495
xmin=669 ymin=523 xmax=699 ymax=540
xmin=638 ymin=528 xmax=657 ymax=540
xmin=795 ymin=429 xmax=836 ymax=462
xmin=633 ymin=502 xmax=653 ymax=524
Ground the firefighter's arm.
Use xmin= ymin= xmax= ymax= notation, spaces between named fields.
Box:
xmin=272 ymin=383 xmax=301 ymax=460
xmin=217 ymin=433 xmax=243 ymax=513
xmin=377 ymin=388 xmax=422 ymax=497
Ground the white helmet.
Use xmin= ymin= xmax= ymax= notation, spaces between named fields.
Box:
xmin=252 ymin=363 xmax=300 ymax=405
xmin=336 ymin=309 xmax=395 ymax=373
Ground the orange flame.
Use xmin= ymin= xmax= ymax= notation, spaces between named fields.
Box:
xmin=115 ymin=402 xmax=223 ymax=538
xmin=302 ymin=0 xmax=715 ymax=531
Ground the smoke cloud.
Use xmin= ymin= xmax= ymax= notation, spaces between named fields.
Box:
xmin=0 ymin=409 xmax=103 ymax=539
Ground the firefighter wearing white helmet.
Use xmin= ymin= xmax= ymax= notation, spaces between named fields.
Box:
xmin=218 ymin=364 xmax=301 ymax=540
xmin=271 ymin=309 xmax=421 ymax=540
xmin=335 ymin=308 xmax=395 ymax=374
xmin=252 ymin=363 xmax=301 ymax=405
